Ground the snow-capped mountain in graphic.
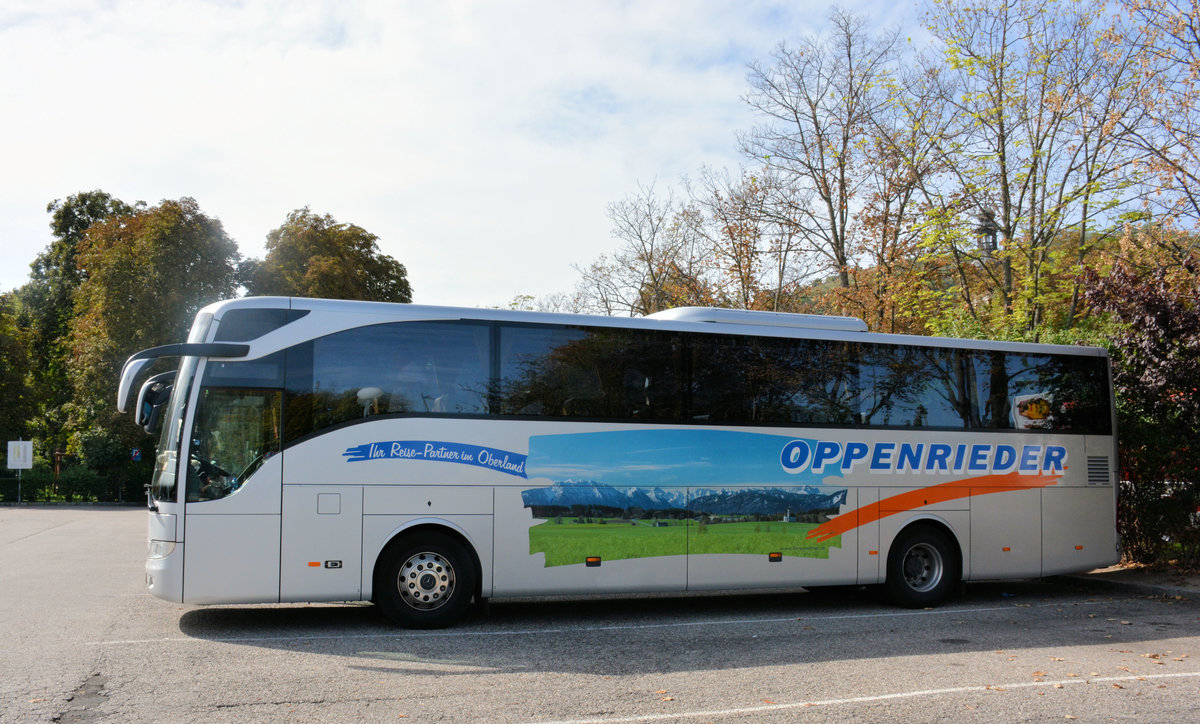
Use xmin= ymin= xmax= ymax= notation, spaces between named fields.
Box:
xmin=520 ymin=480 xmax=688 ymax=510
xmin=688 ymin=487 xmax=847 ymax=515
xmin=520 ymin=480 xmax=846 ymax=515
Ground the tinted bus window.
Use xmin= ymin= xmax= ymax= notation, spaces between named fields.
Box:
xmin=213 ymin=308 xmax=310 ymax=342
xmin=275 ymin=318 xmax=1109 ymax=437
xmin=498 ymin=325 xmax=682 ymax=420
xmin=973 ymin=350 xmax=1111 ymax=433
xmin=284 ymin=321 xmax=491 ymax=442
xmin=689 ymin=335 xmax=858 ymax=425
xmin=858 ymin=345 xmax=978 ymax=429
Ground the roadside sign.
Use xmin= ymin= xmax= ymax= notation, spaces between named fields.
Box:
xmin=6 ymin=440 xmax=33 ymax=470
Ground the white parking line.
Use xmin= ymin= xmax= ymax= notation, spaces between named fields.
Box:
xmin=87 ymin=601 xmax=1065 ymax=646
xmin=530 ymin=672 xmax=1200 ymax=724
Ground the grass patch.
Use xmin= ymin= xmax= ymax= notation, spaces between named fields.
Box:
xmin=529 ymin=519 xmax=841 ymax=567
xmin=689 ymin=520 xmax=840 ymax=558
xmin=529 ymin=520 xmax=686 ymax=567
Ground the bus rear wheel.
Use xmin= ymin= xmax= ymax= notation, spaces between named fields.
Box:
xmin=375 ymin=533 xmax=475 ymax=628
xmin=885 ymin=526 xmax=960 ymax=608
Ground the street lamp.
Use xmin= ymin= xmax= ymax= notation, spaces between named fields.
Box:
xmin=974 ymin=209 xmax=999 ymax=255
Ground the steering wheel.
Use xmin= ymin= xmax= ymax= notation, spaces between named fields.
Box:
xmin=191 ymin=452 xmax=236 ymax=495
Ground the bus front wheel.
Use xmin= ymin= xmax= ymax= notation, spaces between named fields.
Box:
xmin=375 ymin=533 xmax=476 ymax=628
xmin=885 ymin=526 xmax=960 ymax=608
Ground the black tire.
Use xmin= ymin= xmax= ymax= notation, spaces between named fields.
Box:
xmin=375 ymin=533 xmax=476 ymax=629
xmin=884 ymin=526 xmax=961 ymax=608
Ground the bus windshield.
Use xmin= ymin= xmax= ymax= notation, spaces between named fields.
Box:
xmin=148 ymin=356 xmax=197 ymax=504
xmin=185 ymin=353 xmax=284 ymax=503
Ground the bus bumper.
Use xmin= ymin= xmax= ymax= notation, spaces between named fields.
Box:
xmin=146 ymin=540 xmax=184 ymax=602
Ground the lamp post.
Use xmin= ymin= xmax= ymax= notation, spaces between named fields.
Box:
xmin=974 ymin=209 xmax=999 ymax=255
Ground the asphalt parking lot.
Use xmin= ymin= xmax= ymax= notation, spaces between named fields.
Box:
xmin=2 ymin=506 xmax=1199 ymax=723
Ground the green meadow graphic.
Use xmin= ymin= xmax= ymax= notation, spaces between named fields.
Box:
xmin=521 ymin=430 xmax=848 ymax=567
xmin=527 ymin=517 xmax=843 ymax=567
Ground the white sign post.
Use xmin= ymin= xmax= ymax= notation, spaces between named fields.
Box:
xmin=7 ymin=439 xmax=33 ymax=504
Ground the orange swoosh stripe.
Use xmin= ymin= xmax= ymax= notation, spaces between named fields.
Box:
xmin=805 ymin=471 xmax=1063 ymax=543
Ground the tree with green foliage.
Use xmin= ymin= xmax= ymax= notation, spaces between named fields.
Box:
xmin=13 ymin=190 xmax=137 ymax=455
xmin=244 ymin=208 xmax=412 ymax=302
xmin=67 ymin=197 xmax=241 ymax=499
xmin=919 ymin=0 xmax=1149 ymax=337
xmin=0 ymin=293 xmax=31 ymax=450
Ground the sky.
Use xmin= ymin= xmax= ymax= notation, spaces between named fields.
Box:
xmin=0 ymin=0 xmax=920 ymax=309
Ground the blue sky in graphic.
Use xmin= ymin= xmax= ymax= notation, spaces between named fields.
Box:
xmin=527 ymin=429 xmax=829 ymax=487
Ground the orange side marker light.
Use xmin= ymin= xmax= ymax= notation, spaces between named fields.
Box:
xmin=308 ymin=561 xmax=321 ymax=567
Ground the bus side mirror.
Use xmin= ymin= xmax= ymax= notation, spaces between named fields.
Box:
xmin=136 ymin=372 xmax=176 ymax=434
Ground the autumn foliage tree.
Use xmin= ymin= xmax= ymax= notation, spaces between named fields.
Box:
xmin=573 ymin=184 xmax=713 ymax=316
xmin=555 ymin=1 xmax=1200 ymax=561
xmin=4 ymin=193 xmax=420 ymax=499
xmin=742 ymin=9 xmax=900 ymax=293
xmin=67 ymin=197 xmax=240 ymax=498
xmin=244 ymin=208 xmax=413 ymax=303
xmin=1120 ymin=0 xmax=1200 ymax=232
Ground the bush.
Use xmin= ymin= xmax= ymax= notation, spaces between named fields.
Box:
xmin=53 ymin=465 xmax=104 ymax=502
xmin=1118 ymin=478 xmax=1200 ymax=566
xmin=1087 ymin=259 xmax=1200 ymax=568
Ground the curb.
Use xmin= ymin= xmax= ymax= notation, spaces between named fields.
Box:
xmin=1053 ymin=574 xmax=1198 ymax=600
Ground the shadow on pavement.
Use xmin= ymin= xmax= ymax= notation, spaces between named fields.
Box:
xmin=174 ymin=579 xmax=1199 ymax=677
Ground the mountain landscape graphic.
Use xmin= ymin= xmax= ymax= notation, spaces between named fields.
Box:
xmin=521 ymin=480 xmax=847 ymax=516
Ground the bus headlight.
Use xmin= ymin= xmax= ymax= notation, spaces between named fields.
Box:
xmin=148 ymin=539 xmax=176 ymax=559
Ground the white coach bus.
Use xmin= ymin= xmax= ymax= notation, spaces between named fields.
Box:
xmin=118 ymin=297 xmax=1118 ymax=628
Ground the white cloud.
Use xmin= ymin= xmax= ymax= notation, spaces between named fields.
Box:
xmin=0 ymin=0 xmax=920 ymax=307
